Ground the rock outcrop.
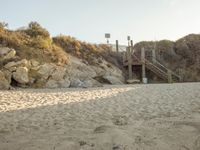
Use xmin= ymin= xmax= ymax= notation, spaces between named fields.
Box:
xmin=0 ymin=47 xmax=16 ymax=60
xmin=0 ymin=71 xmax=10 ymax=90
xmin=0 ymin=44 xmax=125 ymax=89
xmin=13 ymin=67 xmax=29 ymax=84
xmin=4 ymin=59 xmax=29 ymax=72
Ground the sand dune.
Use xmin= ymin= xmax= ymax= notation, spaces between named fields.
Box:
xmin=0 ymin=83 xmax=200 ymax=150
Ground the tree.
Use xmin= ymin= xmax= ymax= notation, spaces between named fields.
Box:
xmin=26 ymin=21 xmax=50 ymax=38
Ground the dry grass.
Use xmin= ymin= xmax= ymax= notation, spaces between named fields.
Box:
xmin=0 ymin=22 xmax=121 ymax=69
xmin=0 ymin=22 xmax=69 ymax=65
xmin=53 ymin=35 xmax=122 ymax=68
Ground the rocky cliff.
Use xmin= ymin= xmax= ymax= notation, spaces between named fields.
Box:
xmin=0 ymin=22 xmax=124 ymax=90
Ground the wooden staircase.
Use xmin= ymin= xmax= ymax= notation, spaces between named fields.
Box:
xmin=144 ymin=58 xmax=181 ymax=82
xmin=123 ymin=50 xmax=182 ymax=83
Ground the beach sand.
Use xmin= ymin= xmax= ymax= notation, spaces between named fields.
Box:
xmin=0 ymin=83 xmax=200 ymax=150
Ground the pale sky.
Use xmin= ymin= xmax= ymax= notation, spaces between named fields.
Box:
xmin=0 ymin=0 xmax=200 ymax=44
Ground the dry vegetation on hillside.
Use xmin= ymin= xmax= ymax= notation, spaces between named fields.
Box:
xmin=53 ymin=35 xmax=122 ymax=68
xmin=1 ymin=21 xmax=199 ymax=82
xmin=0 ymin=22 xmax=122 ymax=69
xmin=0 ymin=22 xmax=69 ymax=65
xmin=134 ymin=35 xmax=200 ymax=81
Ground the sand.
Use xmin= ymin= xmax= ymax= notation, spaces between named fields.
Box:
xmin=0 ymin=83 xmax=200 ymax=150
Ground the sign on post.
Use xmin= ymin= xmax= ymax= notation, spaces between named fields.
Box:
xmin=105 ymin=33 xmax=110 ymax=38
xmin=105 ymin=33 xmax=111 ymax=44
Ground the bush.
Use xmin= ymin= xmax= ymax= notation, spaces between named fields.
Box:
xmin=25 ymin=22 xmax=50 ymax=38
xmin=30 ymin=36 xmax=52 ymax=49
xmin=0 ymin=29 xmax=29 ymax=49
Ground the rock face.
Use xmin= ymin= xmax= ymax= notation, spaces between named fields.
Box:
xmin=37 ymin=63 xmax=56 ymax=80
xmin=13 ymin=67 xmax=29 ymax=84
xmin=46 ymin=78 xmax=70 ymax=88
xmin=67 ymin=56 xmax=97 ymax=80
xmin=70 ymin=78 xmax=102 ymax=88
xmin=4 ymin=59 xmax=29 ymax=72
xmin=102 ymin=75 xmax=123 ymax=85
xmin=0 ymin=47 xmax=125 ymax=89
xmin=0 ymin=71 xmax=10 ymax=90
xmin=45 ymin=66 xmax=71 ymax=88
xmin=0 ymin=47 xmax=16 ymax=60
xmin=68 ymin=55 xmax=124 ymax=87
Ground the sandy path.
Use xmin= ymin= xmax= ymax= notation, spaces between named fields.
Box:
xmin=0 ymin=83 xmax=200 ymax=150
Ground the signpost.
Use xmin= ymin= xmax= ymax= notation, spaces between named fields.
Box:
xmin=127 ymin=36 xmax=131 ymax=46
xmin=105 ymin=33 xmax=111 ymax=44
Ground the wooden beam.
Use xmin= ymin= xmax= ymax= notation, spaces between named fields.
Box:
xmin=167 ymin=69 xmax=172 ymax=83
xmin=127 ymin=47 xmax=133 ymax=80
xmin=141 ymin=47 xmax=146 ymax=81
xmin=152 ymin=48 xmax=156 ymax=63
xmin=130 ymin=40 xmax=134 ymax=53
xmin=116 ymin=40 xmax=119 ymax=53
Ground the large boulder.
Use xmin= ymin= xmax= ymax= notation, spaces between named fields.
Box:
xmin=13 ymin=67 xmax=29 ymax=84
xmin=0 ymin=47 xmax=16 ymax=60
xmin=29 ymin=63 xmax=70 ymax=88
xmin=82 ymin=78 xmax=102 ymax=88
xmin=68 ymin=56 xmax=97 ymax=80
xmin=44 ymin=65 xmax=70 ymax=88
xmin=91 ymin=61 xmax=125 ymax=84
xmin=4 ymin=59 xmax=29 ymax=72
xmin=0 ymin=47 xmax=11 ymax=55
xmin=37 ymin=63 xmax=56 ymax=80
xmin=102 ymin=75 xmax=124 ymax=85
xmin=30 ymin=59 xmax=40 ymax=67
xmin=0 ymin=71 xmax=10 ymax=90
xmin=51 ymin=66 xmax=67 ymax=80
xmin=69 ymin=78 xmax=83 ymax=88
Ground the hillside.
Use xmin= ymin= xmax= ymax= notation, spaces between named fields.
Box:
xmin=133 ymin=34 xmax=200 ymax=82
xmin=0 ymin=22 xmax=124 ymax=89
xmin=0 ymin=21 xmax=200 ymax=90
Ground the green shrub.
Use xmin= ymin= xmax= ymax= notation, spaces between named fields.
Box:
xmin=25 ymin=22 xmax=50 ymax=38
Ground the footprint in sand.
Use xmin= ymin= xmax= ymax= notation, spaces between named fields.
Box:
xmin=112 ymin=115 xmax=128 ymax=126
xmin=112 ymin=143 xmax=126 ymax=150
xmin=94 ymin=125 xmax=112 ymax=133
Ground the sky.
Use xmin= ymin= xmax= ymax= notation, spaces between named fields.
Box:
xmin=0 ymin=0 xmax=200 ymax=45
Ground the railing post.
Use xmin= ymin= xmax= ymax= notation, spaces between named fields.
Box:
xmin=167 ymin=69 xmax=172 ymax=83
xmin=152 ymin=48 xmax=156 ymax=63
xmin=127 ymin=47 xmax=133 ymax=80
xmin=130 ymin=40 xmax=134 ymax=54
xmin=141 ymin=47 xmax=146 ymax=83
xmin=116 ymin=40 xmax=119 ymax=53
